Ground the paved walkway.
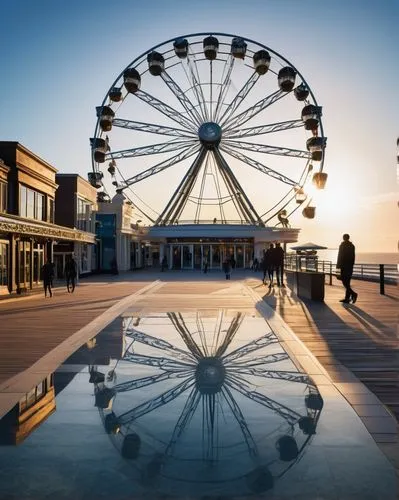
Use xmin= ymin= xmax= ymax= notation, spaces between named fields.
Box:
xmin=0 ymin=269 xmax=397 ymax=473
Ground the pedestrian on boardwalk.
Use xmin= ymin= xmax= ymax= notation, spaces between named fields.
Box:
xmin=42 ymin=257 xmax=54 ymax=298
xmin=336 ymin=233 xmax=357 ymax=304
xmin=161 ymin=255 xmax=167 ymax=272
xmin=273 ymin=242 xmax=285 ymax=287
xmin=230 ymin=256 xmax=236 ymax=270
xmin=65 ymin=255 xmax=77 ymax=293
xmin=203 ymin=257 xmax=209 ymax=274
xmin=223 ymin=259 xmax=231 ymax=280
xmin=263 ymin=244 xmax=275 ymax=286
xmin=253 ymin=257 xmax=259 ymax=271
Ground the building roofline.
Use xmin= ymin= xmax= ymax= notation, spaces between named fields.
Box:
xmin=0 ymin=141 xmax=58 ymax=173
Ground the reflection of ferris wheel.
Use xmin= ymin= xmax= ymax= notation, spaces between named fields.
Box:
xmin=92 ymin=312 xmax=323 ymax=496
xmin=89 ymin=33 xmax=328 ymax=226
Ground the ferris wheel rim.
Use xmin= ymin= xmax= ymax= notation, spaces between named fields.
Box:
xmin=91 ymin=32 xmax=326 ymax=225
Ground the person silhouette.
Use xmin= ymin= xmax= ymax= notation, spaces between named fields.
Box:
xmin=42 ymin=257 xmax=54 ymax=298
xmin=336 ymin=233 xmax=357 ymax=304
xmin=65 ymin=255 xmax=77 ymax=293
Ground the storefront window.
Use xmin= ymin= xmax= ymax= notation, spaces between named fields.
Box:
xmin=19 ymin=186 xmax=45 ymax=221
xmin=0 ymin=182 xmax=7 ymax=213
xmin=77 ymin=198 xmax=93 ymax=232
xmin=80 ymin=244 xmax=89 ymax=273
xmin=0 ymin=242 xmax=8 ymax=287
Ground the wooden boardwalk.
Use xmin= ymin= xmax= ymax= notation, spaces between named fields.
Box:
xmin=0 ymin=279 xmax=148 ymax=385
xmin=247 ymin=276 xmax=399 ymax=422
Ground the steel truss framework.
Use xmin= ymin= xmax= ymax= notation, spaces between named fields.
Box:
xmin=91 ymin=33 xmax=326 ymax=226
xmin=94 ymin=311 xmax=323 ymax=494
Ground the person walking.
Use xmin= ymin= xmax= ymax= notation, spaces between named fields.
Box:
xmin=336 ymin=233 xmax=357 ymax=304
xmin=161 ymin=255 xmax=167 ymax=272
xmin=263 ymin=244 xmax=275 ymax=287
xmin=42 ymin=257 xmax=54 ymax=298
xmin=65 ymin=255 xmax=77 ymax=293
xmin=222 ymin=259 xmax=231 ymax=280
xmin=203 ymin=256 xmax=209 ymax=274
xmin=273 ymin=242 xmax=285 ymax=287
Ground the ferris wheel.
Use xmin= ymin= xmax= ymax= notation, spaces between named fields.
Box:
xmin=89 ymin=33 xmax=327 ymax=226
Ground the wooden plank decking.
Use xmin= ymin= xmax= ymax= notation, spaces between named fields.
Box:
xmin=247 ymin=276 xmax=399 ymax=422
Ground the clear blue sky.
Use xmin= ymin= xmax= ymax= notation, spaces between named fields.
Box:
xmin=1 ymin=0 xmax=398 ymax=252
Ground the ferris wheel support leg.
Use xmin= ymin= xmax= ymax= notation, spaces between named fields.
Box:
xmin=155 ymin=148 xmax=207 ymax=225
xmin=213 ymin=149 xmax=264 ymax=225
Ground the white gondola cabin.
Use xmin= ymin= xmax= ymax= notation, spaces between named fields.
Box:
xmin=109 ymin=87 xmax=122 ymax=102
xmin=231 ymin=37 xmax=247 ymax=59
xmin=278 ymin=67 xmax=296 ymax=91
xmin=123 ymin=68 xmax=141 ymax=93
xmin=253 ymin=50 xmax=271 ymax=75
xmin=203 ymin=36 xmax=219 ymax=60
xmin=294 ymin=83 xmax=309 ymax=101
xmin=306 ymin=136 xmax=326 ymax=161
xmin=87 ymin=171 xmax=103 ymax=189
xmin=97 ymin=106 xmax=115 ymax=132
xmin=312 ymin=171 xmax=328 ymax=189
xmin=173 ymin=38 xmax=188 ymax=58
xmin=147 ymin=52 xmax=165 ymax=76
xmin=302 ymin=206 xmax=316 ymax=219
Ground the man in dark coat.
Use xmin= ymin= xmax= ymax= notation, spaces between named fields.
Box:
xmin=273 ymin=242 xmax=285 ymax=287
xmin=42 ymin=257 xmax=54 ymax=298
xmin=263 ymin=244 xmax=275 ymax=287
xmin=65 ymin=255 xmax=77 ymax=293
xmin=336 ymin=234 xmax=358 ymax=304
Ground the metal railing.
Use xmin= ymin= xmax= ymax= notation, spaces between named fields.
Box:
xmin=285 ymin=255 xmax=398 ymax=294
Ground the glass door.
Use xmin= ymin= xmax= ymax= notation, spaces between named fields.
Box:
xmin=172 ymin=245 xmax=181 ymax=269
xmin=193 ymin=244 xmax=202 ymax=269
xmin=182 ymin=245 xmax=193 ymax=269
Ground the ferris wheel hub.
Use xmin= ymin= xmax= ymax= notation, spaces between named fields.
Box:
xmin=198 ymin=122 xmax=222 ymax=149
xmin=195 ymin=357 xmax=226 ymax=394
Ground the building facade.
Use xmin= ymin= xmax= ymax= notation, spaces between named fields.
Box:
xmin=54 ymin=174 xmax=97 ymax=278
xmin=95 ymin=192 xmax=143 ymax=272
xmin=0 ymin=142 xmax=95 ymax=295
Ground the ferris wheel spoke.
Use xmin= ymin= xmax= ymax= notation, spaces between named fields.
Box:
xmin=232 ymin=352 xmax=290 ymax=367
xmin=222 ymin=331 xmax=279 ymax=365
xmin=119 ymin=144 xmax=200 ymax=188
xmin=223 ymin=119 xmax=303 ymax=139
xmin=214 ymin=312 xmax=244 ymax=357
xmin=113 ymin=370 xmax=192 ymax=393
xmin=229 ymin=367 xmax=312 ymax=385
xmin=107 ymin=139 xmax=196 ymax=161
xmin=222 ymin=88 xmax=287 ymax=132
xmin=223 ymin=139 xmax=311 ymax=159
xmin=124 ymin=351 xmax=196 ymax=371
xmin=112 ymin=118 xmax=196 ymax=138
xmin=221 ymin=386 xmax=259 ymax=458
xmin=160 ymin=71 xmax=203 ymax=126
xmin=168 ymin=312 xmax=205 ymax=359
xmin=117 ymin=377 xmax=196 ymax=425
xmin=165 ymin=387 xmax=202 ymax=457
xmin=186 ymin=53 xmax=209 ymax=121
xmin=225 ymin=376 xmax=301 ymax=426
xmin=125 ymin=328 xmax=197 ymax=363
xmin=220 ymin=144 xmax=297 ymax=186
xmin=213 ymin=55 xmax=235 ymax=123
xmin=218 ymin=71 xmax=260 ymax=128
xmin=135 ymin=89 xmax=197 ymax=132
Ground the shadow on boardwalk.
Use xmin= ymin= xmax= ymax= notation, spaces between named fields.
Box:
xmin=252 ymin=279 xmax=399 ymax=423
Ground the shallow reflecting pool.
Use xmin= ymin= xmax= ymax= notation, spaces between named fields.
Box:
xmin=0 ymin=310 xmax=396 ymax=499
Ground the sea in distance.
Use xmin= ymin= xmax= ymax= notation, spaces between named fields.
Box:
xmin=290 ymin=249 xmax=398 ymax=265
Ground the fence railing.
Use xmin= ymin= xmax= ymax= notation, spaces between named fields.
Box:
xmin=285 ymin=255 xmax=398 ymax=294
